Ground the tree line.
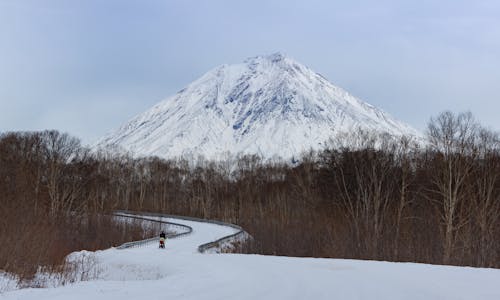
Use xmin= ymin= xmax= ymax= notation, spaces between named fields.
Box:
xmin=1 ymin=111 xmax=498 ymax=279
xmin=0 ymin=131 xmax=156 ymax=280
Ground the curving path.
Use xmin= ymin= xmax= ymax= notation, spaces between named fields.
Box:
xmin=93 ymin=212 xmax=242 ymax=282
xmin=113 ymin=212 xmax=242 ymax=254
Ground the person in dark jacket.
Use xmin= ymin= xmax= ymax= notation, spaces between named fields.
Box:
xmin=159 ymin=231 xmax=166 ymax=248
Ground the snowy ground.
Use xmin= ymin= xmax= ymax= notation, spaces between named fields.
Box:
xmin=2 ymin=215 xmax=500 ymax=300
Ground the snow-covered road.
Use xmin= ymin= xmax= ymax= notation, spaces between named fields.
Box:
xmin=2 ymin=215 xmax=500 ymax=300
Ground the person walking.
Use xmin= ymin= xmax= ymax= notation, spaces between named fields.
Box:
xmin=159 ymin=231 xmax=166 ymax=249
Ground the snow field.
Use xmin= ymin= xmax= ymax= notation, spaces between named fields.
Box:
xmin=2 ymin=215 xmax=500 ymax=300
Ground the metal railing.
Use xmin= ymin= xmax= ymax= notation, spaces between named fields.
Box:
xmin=113 ymin=211 xmax=250 ymax=253
xmin=113 ymin=212 xmax=193 ymax=249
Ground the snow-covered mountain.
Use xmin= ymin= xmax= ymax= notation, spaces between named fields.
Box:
xmin=96 ymin=53 xmax=420 ymax=160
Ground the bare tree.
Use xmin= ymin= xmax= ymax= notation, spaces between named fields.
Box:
xmin=427 ymin=111 xmax=479 ymax=264
xmin=42 ymin=130 xmax=83 ymax=218
xmin=331 ymin=129 xmax=399 ymax=258
xmin=393 ymin=135 xmax=418 ymax=260
xmin=471 ymin=128 xmax=500 ymax=267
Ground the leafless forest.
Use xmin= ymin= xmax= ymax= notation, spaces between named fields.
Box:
xmin=1 ymin=111 xmax=499 ymax=279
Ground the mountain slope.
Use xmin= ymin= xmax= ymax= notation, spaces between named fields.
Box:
xmin=96 ymin=53 xmax=420 ymax=159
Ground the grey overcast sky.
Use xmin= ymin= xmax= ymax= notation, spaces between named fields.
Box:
xmin=1 ymin=0 xmax=499 ymax=144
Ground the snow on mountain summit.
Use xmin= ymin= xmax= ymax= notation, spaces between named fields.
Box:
xmin=96 ymin=53 xmax=420 ymax=160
